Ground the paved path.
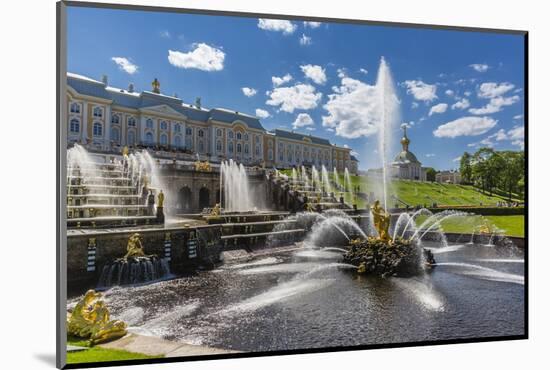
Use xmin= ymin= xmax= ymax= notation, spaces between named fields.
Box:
xmin=99 ymin=334 xmax=238 ymax=357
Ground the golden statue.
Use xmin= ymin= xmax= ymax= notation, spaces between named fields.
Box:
xmin=67 ymin=290 xmax=127 ymax=345
xmin=124 ymin=233 xmax=146 ymax=259
xmin=210 ymin=203 xmax=221 ymax=216
xmin=122 ymin=146 xmax=129 ymax=157
xmin=157 ymin=190 xmax=165 ymax=208
xmin=152 ymin=78 xmax=160 ymax=94
xmin=371 ymin=200 xmax=391 ymax=242
xmin=194 ymin=160 xmax=212 ymax=172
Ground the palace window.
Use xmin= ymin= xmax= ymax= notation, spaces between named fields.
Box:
xmin=255 ymin=135 xmax=260 ymax=143
xmin=268 ymin=149 xmax=273 ymax=160
xmin=287 ymin=151 xmax=293 ymax=162
xmin=127 ymin=117 xmax=136 ymax=127
xmin=174 ymin=135 xmax=182 ymax=148
xmin=236 ymin=132 xmax=242 ymax=140
xmin=111 ymin=127 xmax=120 ymax=142
xmin=145 ymin=132 xmax=154 ymax=144
xmin=198 ymin=140 xmax=204 ymax=152
xmin=244 ymin=144 xmax=249 ymax=154
xmin=228 ymin=130 xmax=234 ymax=139
xmin=146 ymin=119 xmax=154 ymax=129
xmin=216 ymin=128 xmax=222 ymax=137
xmin=279 ymin=151 xmax=284 ymax=161
xmin=70 ymin=102 xmax=80 ymax=114
xmin=160 ymin=134 xmax=168 ymax=146
xmin=160 ymin=121 xmax=168 ymax=130
xmin=237 ymin=143 xmax=242 ymax=153
xmin=198 ymin=129 xmax=204 ymax=138
xmin=174 ymin=123 xmax=181 ymax=133
xmin=127 ymin=131 xmax=136 ymax=146
xmin=111 ymin=114 xmax=120 ymax=124
xmin=186 ymin=127 xmax=193 ymax=136
xmin=216 ymin=140 xmax=222 ymax=152
xmin=69 ymin=119 xmax=80 ymax=133
xmin=93 ymin=107 xmax=103 ymax=118
xmin=244 ymin=133 xmax=249 ymax=141
xmin=93 ymin=122 xmax=103 ymax=136
xmin=255 ymin=145 xmax=260 ymax=156
xmin=228 ymin=142 xmax=234 ymax=153
xmin=185 ymin=136 xmax=193 ymax=149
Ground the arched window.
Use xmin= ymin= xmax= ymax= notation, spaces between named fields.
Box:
xmin=268 ymin=149 xmax=273 ymax=160
xmin=127 ymin=117 xmax=136 ymax=127
xmin=174 ymin=123 xmax=181 ymax=133
xmin=237 ymin=143 xmax=242 ymax=153
xmin=236 ymin=132 xmax=242 ymax=140
xmin=69 ymin=119 xmax=80 ymax=133
xmin=228 ymin=142 xmax=234 ymax=153
xmin=127 ymin=131 xmax=136 ymax=146
xmin=216 ymin=140 xmax=222 ymax=152
xmin=244 ymin=144 xmax=249 ymax=154
xmin=145 ymin=132 xmax=154 ymax=144
xmin=111 ymin=114 xmax=120 ymax=124
xmin=198 ymin=129 xmax=204 ymax=138
xmin=174 ymin=135 xmax=182 ymax=148
xmin=93 ymin=122 xmax=103 ymax=136
xmin=111 ymin=127 xmax=120 ymax=142
xmin=146 ymin=119 xmax=154 ymax=129
xmin=244 ymin=133 xmax=249 ymax=141
xmin=160 ymin=121 xmax=168 ymax=130
xmin=268 ymin=140 xmax=273 ymax=148
xmin=160 ymin=134 xmax=168 ymax=145
xmin=93 ymin=107 xmax=103 ymax=118
xmin=255 ymin=145 xmax=260 ymax=156
xmin=216 ymin=128 xmax=222 ymax=137
xmin=287 ymin=151 xmax=292 ymax=162
xmin=198 ymin=140 xmax=204 ymax=152
xmin=186 ymin=127 xmax=193 ymax=136
xmin=228 ymin=130 xmax=234 ymax=139
xmin=70 ymin=102 xmax=80 ymax=114
xmin=185 ymin=136 xmax=193 ymax=149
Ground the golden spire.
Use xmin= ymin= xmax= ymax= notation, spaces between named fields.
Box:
xmin=400 ymin=125 xmax=410 ymax=151
xmin=152 ymin=78 xmax=160 ymax=94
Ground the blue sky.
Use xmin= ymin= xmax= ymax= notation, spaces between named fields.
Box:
xmin=67 ymin=6 xmax=525 ymax=170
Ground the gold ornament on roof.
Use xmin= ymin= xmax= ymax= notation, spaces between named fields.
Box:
xmin=152 ymin=78 xmax=160 ymax=94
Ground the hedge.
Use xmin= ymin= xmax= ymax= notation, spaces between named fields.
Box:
xmin=427 ymin=206 xmax=524 ymax=216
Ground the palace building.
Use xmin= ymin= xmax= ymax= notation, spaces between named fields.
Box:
xmin=66 ymin=73 xmax=354 ymax=172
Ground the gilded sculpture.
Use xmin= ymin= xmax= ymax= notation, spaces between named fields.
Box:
xmin=210 ymin=203 xmax=221 ymax=216
xmin=124 ymin=233 xmax=146 ymax=259
xmin=194 ymin=160 xmax=212 ymax=172
xmin=67 ymin=289 xmax=127 ymax=345
xmin=371 ymin=200 xmax=391 ymax=242
xmin=157 ymin=189 xmax=165 ymax=208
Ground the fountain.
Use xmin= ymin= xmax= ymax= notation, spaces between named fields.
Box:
xmin=220 ymin=159 xmax=254 ymax=213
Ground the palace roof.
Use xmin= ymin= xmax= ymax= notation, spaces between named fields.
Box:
xmin=271 ymin=129 xmax=331 ymax=146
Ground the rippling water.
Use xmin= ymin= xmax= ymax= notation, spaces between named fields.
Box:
xmin=69 ymin=242 xmax=525 ymax=352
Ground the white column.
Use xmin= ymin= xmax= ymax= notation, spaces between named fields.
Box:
xmin=81 ymin=101 xmax=88 ymax=144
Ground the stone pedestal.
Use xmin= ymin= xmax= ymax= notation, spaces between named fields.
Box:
xmin=156 ymin=206 xmax=165 ymax=224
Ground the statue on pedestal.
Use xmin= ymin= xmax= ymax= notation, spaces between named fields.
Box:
xmin=371 ymin=200 xmax=391 ymax=242
xmin=156 ymin=190 xmax=165 ymax=223
xmin=124 ymin=233 xmax=146 ymax=259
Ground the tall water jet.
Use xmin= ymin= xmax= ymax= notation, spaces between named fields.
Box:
xmin=344 ymin=168 xmax=353 ymax=204
xmin=291 ymin=168 xmax=298 ymax=185
xmin=321 ymin=165 xmax=332 ymax=194
xmin=311 ymin=166 xmax=321 ymax=192
xmin=333 ymin=168 xmax=342 ymax=191
xmin=374 ymin=57 xmax=401 ymax=210
xmin=221 ymin=160 xmax=254 ymax=212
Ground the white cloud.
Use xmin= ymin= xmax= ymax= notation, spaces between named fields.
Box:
xmin=426 ymin=153 xmax=435 ymax=157
xmin=445 ymin=89 xmax=454 ymax=96
xmin=470 ymin=63 xmax=489 ymax=72
xmin=292 ymin=113 xmax=314 ymax=129
xmin=453 ymin=156 xmax=462 ymax=162
xmin=168 ymin=43 xmax=225 ymax=71
xmin=514 ymin=114 xmax=524 ymax=120
xmin=451 ymin=98 xmax=470 ymax=110
xmin=403 ymin=80 xmax=438 ymax=101
xmin=322 ymin=76 xmax=381 ymax=139
xmin=359 ymin=68 xmax=368 ymax=75
xmin=255 ymin=108 xmax=270 ymax=119
xmin=160 ymin=30 xmax=171 ymax=38
xmin=464 ymin=91 xmax=472 ymax=97
xmin=266 ymin=83 xmax=322 ymax=113
xmin=429 ymin=103 xmax=448 ymax=116
xmin=257 ymin=19 xmax=297 ymax=34
xmin=433 ymin=116 xmax=498 ymax=138
xmin=305 ymin=127 xmax=316 ymax=131
xmin=111 ymin=57 xmax=138 ymax=74
xmin=241 ymin=87 xmax=257 ymax=97
xmin=478 ymin=82 xmax=515 ymax=98
xmin=337 ymin=68 xmax=347 ymax=78
xmin=411 ymin=102 xmax=419 ymax=109
xmin=489 ymin=129 xmax=508 ymax=141
xmin=303 ymin=21 xmax=321 ymax=28
xmin=299 ymin=34 xmax=312 ymax=46
xmin=468 ymin=95 xmax=520 ymax=115
xmin=300 ymin=64 xmax=327 ymax=85
xmin=272 ymin=73 xmax=293 ymax=87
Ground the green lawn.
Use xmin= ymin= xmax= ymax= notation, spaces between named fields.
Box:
xmin=415 ymin=214 xmax=524 ymax=237
xmin=279 ymin=170 xmax=522 ymax=207
xmin=66 ymin=336 xmax=163 ymax=364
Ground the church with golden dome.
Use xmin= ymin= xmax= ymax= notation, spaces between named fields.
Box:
xmin=390 ymin=125 xmax=427 ymax=181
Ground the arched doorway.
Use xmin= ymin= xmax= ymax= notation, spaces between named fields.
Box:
xmin=199 ymin=187 xmax=210 ymax=210
xmin=178 ymin=186 xmax=192 ymax=212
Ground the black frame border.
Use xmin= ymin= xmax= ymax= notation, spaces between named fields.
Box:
xmin=56 ymin=1 xmax=528 ymax=369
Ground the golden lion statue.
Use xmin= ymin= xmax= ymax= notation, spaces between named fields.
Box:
xmin=124 ymin=233 xmax=146 ymax=259
xmin=67 ymin=290 xmax=127 ymax=345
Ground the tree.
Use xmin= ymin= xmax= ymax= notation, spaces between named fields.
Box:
xmin=498 ymin=151 xmax=524 ymax=201
xmin=471 ymin=148 xmax=494 ymax=194
xmin=425 ymin=167 xmax=436 ymax=182
xmin=459 ymin=152 xmax=473 ymax=184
